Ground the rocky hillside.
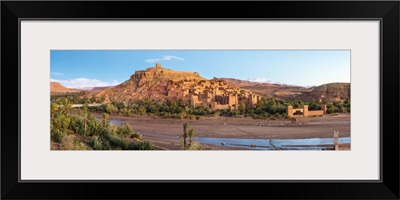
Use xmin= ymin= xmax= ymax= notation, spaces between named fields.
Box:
xmin=50 ymin=82 xmax=80 ymax=93
xmin=95 ymin=64 xmax=205 ymax=103
xmin=221 ymin=78 xmax=311 ymax=99
xmin=73 ymin=86 xmax=114 ymax=91
xmin=307 ymin=82 xmax=350 ymax=101
xmin=90 ymin=64 xmax=349 ymax=103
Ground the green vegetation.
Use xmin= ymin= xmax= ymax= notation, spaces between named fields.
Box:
xmin=50 ymin=98 xmax=156 ymax=150
xmin=51 ymin=94 xmax=350 ymax=122
xmin=179 ymin=122 xmax=201 ymax=150
xmin=181 ymin=122 xmax=189 ymax=149
xmin=293 ymin=110 xmax=303 ymax=115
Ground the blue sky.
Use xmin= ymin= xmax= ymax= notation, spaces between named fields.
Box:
xmin=50 ymin=50 xmax=350 ymax=88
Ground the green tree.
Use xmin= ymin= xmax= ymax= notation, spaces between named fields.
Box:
xmin=180 ymin=122 xmax=189 ymax=149
xmin=82 ymin=97 xmax=90 ymax=104
xmin=238 ymin=103 xmax=245 ymax=115
xmin=188 ymin=128 xmax=195 ymax=145
xmin=270 ymin=98 xmax=276 ymax=106
xmin=50 ymin=102 xmax=59 ymax=119
xmin=168 ymin=100 xmax=179 ymax=114
xmin=138 ymin=105 xmax=146 ymax=116
xmin=326 ymin=103 xmax=335 ymax=114
xmin=83 ymin=104 xmax=89 ymax=136
xmin=327 ymin=107 xmax=335 ymax=114
xmin=120 ymin=108 xmax=132 ymax=116
xmin=106 ymin=104 xmax=118 ymax=115
xmin=102 ymin=113 xmax=109 ymax=128
xmin=59 ymin=98 xmax=72 ymax=116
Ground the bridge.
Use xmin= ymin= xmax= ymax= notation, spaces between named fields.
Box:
xmin=71 ymin=103 xmax=103 ymax=108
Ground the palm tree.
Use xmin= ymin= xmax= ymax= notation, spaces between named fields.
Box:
xmin=83 ymin=104 xmax=89 ymax=136
xmin=181 ymin=122 xmax=189 ymax=149
xmin=102 ymin=112 xmax=109 ymax=128
xmin=50 ymin=102 xmax=59 ymax=119
xmin=59 ymin=98 xmax=72 ymax=116
xmin=188 ymin=129 xmax=195 ymax=145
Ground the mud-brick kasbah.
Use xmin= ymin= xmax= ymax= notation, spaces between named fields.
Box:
xmin=132 ymin=64 xmax=327 ymax=117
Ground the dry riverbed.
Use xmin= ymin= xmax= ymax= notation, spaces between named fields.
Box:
xmin=91 ymin=113 xmax=351 ymax=150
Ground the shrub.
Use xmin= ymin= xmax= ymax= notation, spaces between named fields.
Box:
xmin=252 ymin=114 xmax=268 ymax=120
xmin=137 ymin=140 xmax=153 ymax=150
xmin=105 ymin=104 xmax=119 ymax=115
xmin=130 ymin=132 xmax=143 ymax=140
xmin=127 ymin=140 xmax=154 ymax=150
xmin=73 ymin=141 xmax=89 ymax=150
xmin=52 ymin=114 xmax=71 ymax=131
xmin=68 ymin=116 xmax=84 ymax=135
xmin=213 ymin=111 xmax=221 ymax=118
xmin=118 ymin=123 xmax=133 ymax=136
xmin=86 ymin=118 xmax=103 ymax=136
xmin=270 ymin=117 xmax=277 ymax=120
xmin=138 ymin=105 xmax=146 ymax=116
xmin=119 ymin=108 xmax=131 ymax=116
xmin=104 ymin=125 xmax=118 ymax=136
xmin=91 ymin=136 xmax=103 ymax=150
xmin=106 ymin=134 xmax=129 ymax=150
xmin=187 ymin=142 xmax=202 ymax=150
xmin=51 ymin=129 xmax=65 ymax=143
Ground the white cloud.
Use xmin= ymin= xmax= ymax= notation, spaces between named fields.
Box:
xmin=162 ymin=55 xmax=184 ymax=61
xmin=248 ymin=78 xmax=272 ymax=83
xmin=145 ymin=55 xmax=184 ymax=63
xmin=144 ymin=58 xmax=160 ymax=63
xmin=51 ymin=72 xmax=63 ymax=76
xmin=51 ymin=78 xmax=120 ymax=88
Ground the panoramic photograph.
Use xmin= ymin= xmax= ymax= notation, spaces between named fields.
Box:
xmin=50 ymin=50 xmax=350 ymax=150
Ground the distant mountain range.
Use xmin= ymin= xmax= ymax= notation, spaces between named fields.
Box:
xmin=51 ymin=64 xmax=350 ymax=102
xmin=72 ymin=86 xmax=114 ymax=91
xmin=50 ymin=82 xmax=81 ymax=93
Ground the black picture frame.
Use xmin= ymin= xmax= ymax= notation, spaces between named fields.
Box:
xmin=1 ymin=1 xmax=399 ymax=199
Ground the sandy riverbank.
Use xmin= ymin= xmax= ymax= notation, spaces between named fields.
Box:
xmin=91 ymin=113 xmax=350 ymax=150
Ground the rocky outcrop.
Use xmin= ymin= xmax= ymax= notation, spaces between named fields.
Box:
xmin=95 ymin=64 xmax=205 ymax=103
xmin=50 ymin=82 xmax=80 ymax=93
xmin=221 ymin=78 xmax=310 ymax=99
xmin=309 ymin=83 xmax=350 ymax=101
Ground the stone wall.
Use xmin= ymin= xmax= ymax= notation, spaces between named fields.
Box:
xmin=308 ymin=110 xmax=324 ymax=116
xmin=287 ymin=104 xmax=327 ymax=117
